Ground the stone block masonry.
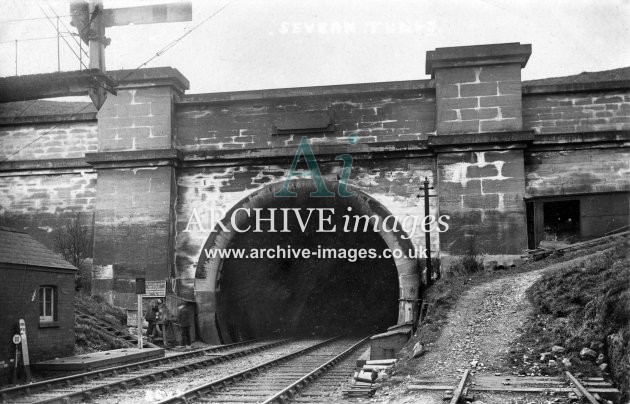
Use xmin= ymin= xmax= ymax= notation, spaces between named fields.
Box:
xmin=90 ymin=68 xmax=188 ymax=308
xmin=426 ymin=42 xmax=531 ymax=135
xmin=437 ymin=150 xmax=527 ymax=258
xmin=523 ymin=91 xmax=630 ymax=134
xmin=175 ymin=82 xmax=436 ymax=152
xmin=525 ymin=148 xmax=630 ymax=197
xmin=92 ymin=165 xmax=176 ymax=309
xmin=175 ymin=157 xmax=440 ymax=292
xmin=428 ymin=43 xmax=531 ymax=265
xmin=0 ymin=170 xmax=96 ymax=248
xmin=98 ymin=87 xmax=175 ymax=151
xmin=435 ymin=65 xmax=523 ymax=134
xmin=0 ymin=121 xmax=97 ymax=161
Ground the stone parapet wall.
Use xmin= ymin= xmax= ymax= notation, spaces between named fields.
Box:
xmin=523 ymin=92 xmax=630 ymax=134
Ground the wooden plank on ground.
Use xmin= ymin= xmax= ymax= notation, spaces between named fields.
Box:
xmin=407 ymin=385 xmax=454 ymax=391
xmin=565 ymin=372 xmax=601 ymax=404
xmin=449 ymin=369 xmax=470 ymax=404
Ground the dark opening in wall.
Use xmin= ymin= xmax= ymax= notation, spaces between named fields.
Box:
xmin=214 ymin=194 xmax=400 ymax=342
xmin=526 ymin=192 xmax=629 ymax=249
xmin=543 ymin=200 xmax=580 ymax=243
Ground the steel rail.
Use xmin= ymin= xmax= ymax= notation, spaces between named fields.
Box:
xmin=29 ymin=340 xmax=288 ymax=404
xmin=261 ymin=335 xmax=371 ymax=403
xmin=0 ymin=339 xmax=284 ymax=403
xmin=1 ymin=338 xmax=262 ymax=400
xmin=31 ymin=340 xmax=287 ymax=404
xmin=157 ymin=336 xmax=343 ymax=404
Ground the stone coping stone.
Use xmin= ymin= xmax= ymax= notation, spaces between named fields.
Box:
xmin=371 ymin=325 xmax=413 ymax=340
xmin=356 ymin=347 xmax=372 ymax=368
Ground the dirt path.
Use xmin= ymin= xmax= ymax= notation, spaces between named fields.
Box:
xmin=419 ymin=269 xmax=541 ymax=377
xmin=374 ymin=254 xmax=596 ymax=404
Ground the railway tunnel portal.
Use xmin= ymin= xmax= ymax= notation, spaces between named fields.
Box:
xmin=3 ymin=42 xmax=629 ymax=349
xmin=194 ymin=180 xmax=421 ymax=344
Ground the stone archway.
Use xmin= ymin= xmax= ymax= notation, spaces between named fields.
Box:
xmin=194 ymin=180 xmax=421 ymax=343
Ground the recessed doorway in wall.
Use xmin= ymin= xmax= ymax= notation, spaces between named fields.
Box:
xmin=542 ymin=200 xmax=580 ymax=243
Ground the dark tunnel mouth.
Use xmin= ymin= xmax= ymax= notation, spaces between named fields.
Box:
xmin=214 ymin=194 xmax=401 ymax=341
xmin=195 ymin=179 xmax=421 ymax=343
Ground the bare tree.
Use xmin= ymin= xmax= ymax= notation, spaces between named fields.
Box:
xmin=54 ymin=213 xmax=93 ymax=292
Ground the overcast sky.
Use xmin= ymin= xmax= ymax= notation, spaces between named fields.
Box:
xmin=0 ymin=0 xmax=628 ymax=94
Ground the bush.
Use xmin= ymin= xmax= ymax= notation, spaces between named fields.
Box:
xmin=420 ymin=257 xmax=442 ymax=282
xmin=448 ymin=242 xmax=484 ymax=274
xmin=52 ymin=213 xmax=93 ymax=292
xmin=75 ymin=261 xmax=92 ymax=293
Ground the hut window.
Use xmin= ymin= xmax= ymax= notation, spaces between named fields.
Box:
xmin=39 ymin=286 xmax=57 ymax=324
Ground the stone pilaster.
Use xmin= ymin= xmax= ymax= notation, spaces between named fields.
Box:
xmin=427 ymin=43 xmax=533 ymax=269
xmin=427 ymin=42 xmax=531 ymax=135
xmin=89 ymin=68 xmax=188 ymax=308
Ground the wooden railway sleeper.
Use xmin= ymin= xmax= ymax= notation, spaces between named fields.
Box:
xmin=82 ymin=390 xmax=94 ymax=402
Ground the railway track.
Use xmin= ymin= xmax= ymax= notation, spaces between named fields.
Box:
xmin=407 ymin=369 xmax=621 ymax=403
xmin=291 ymin=339 xmax=371 ymax=403
xmin=0 ymin=339 xmax=285 ymax=403
xmin=158 ymin=335 xmax=371 ymax=404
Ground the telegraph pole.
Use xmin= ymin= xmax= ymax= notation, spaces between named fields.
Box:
xmin=418 ymin=177 xmax=437 ymax=286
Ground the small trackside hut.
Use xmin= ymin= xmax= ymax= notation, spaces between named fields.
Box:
xmin=0 ymin=227 xmax=76 ymax=385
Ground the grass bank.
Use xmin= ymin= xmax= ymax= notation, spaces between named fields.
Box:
xmin=508 ymin=241 xmax=629 ymax=401
xmin=393 ymin=240 xmax=624 ymax=377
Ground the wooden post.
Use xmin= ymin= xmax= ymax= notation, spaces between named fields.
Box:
xmin=136 ymin=277 xmax=146 ymax=349
xmin=88 ymin=0 xmax=105 ymax=71
xmin=137 ymin=295 xmax=143 ymax=349
xmin=87 ymin=0 xmax=107 ymax=109
xmin=18 ymin=319 xmax=31 ymax=382
xmin=423 ymin=178 xmax=432 ymax=284
xmin=11 ymin=335 xmax=20 ymax=384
